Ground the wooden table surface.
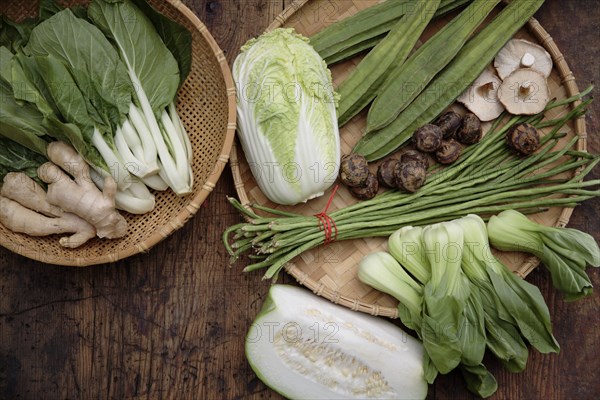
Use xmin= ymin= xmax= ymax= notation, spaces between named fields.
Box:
xmin=1 ymin=1 xmax=599 ymax=399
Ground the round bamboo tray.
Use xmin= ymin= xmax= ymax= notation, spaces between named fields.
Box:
xmin=0 ymin=0 xmax=236 ymax=266
xmin=230 ymin=0 xmax=588 ymax=318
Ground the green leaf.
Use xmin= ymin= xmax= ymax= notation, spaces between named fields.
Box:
xmin=541 ymin=247 xmax=593 ymax=301
xmin=39 ymin=0 xmax=64 ymax=20
xmin=487 ymin=267 xmax=559 ymax=354
xmin=24 ymin=8 xmax=133 ymax=129
xmin=0 ymin=16 xmax=35 ymax=52
xmin=6 ymin=50 xmax=108 ymax=171
xmin=421 ymin=309 xmax=463 ymax=374
xmin=88 ymin=0 xmax=180 ymax=112
xmin=0 ymin=79 xmax=49 ymax=156
xmin=11 ymin=52 xmax=60 ymax=118
xmin=484 ymin=314 xmax=529 ymax=373
xmin=423 ymin=352 xmax=439 ymax=385
xmin=460 ymin=363 xmax=498 ymax=398
xmin=459 ymin=285 xmax=486 ymax=367
xmin=0 ymin=137 xmax=47 ymax=185
xmin=38 ymin=0 xmax=89 ymax=22
xmin=131 ymin=0 xmax=192 ymax=86
xmin=543 ymin=228 xmax=600 ymax=267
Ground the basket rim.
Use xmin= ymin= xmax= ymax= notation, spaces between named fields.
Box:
xmin=229 ymin=0 xmax=588 ymax=318
xmin=0 ymin=0 xmax=237 ymax=267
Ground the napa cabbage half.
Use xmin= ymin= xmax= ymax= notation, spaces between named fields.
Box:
xmin=233 ymin=28 xmax=340 ymax=205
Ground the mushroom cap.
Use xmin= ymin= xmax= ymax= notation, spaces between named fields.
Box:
xmin=457 ymin=68 xmax=504 ymax=121
xmin=494 ymin=38 xmax=553 ymax=79
xmin=498 ymin=68 xmax=550 ymax=115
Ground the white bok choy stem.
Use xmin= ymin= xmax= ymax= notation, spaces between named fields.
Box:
xmin=91 ymin=127 xmax=132 ymax=190
xmin=90 ymin=169 xmax=156 ymax=214
xmin=142 ymin=173 xmax=169 ymax=191
xmin=88 ymin=0 xmax=193 ymax=196
xmin=160 ymin=108 xmax=193 ymax=190
xmin=168 ymin=102 xmax=193 ymax=161
xmin=125 ymin=103 xmax=159 ymax=175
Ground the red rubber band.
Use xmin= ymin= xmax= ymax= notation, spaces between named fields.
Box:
xmin=314 ymin=185 xmax=339 ymax=245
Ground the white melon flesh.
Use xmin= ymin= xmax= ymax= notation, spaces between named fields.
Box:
xmin=245 ymin=285 xmax=428 ymax=399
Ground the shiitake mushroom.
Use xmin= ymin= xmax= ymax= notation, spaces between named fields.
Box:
xmin=435 ymin=139 xmax=462 ymax=164
xmin=435 ymin=111 xmax=463 ymax=139
xmin=456 ymin=112 xmax=482 ymax=145
xmin=350 ymin=172 xmax=379 ymax=200
xmin=394 ymin=161 xmax=427 ymax=193
xmin=377 ymin=158 xmax=399 ymax=188
xmin=339 ymin=154 xmax=369 ymax=188
xmin=400 ymin=150 xmax=429 ymax=170
xmin=506 ymin=123 xmax=540 ymax=155
xmin=413 ymin=124 xmax=443 ymax=153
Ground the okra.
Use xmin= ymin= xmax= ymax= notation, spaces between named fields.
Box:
xmin=337 ymin=0 xmax=441 ymax=127
xmin=353 ymin=0 xmax=546 ymax=161
xmin=324 ymin=33 xmax=386 ymax=65
xmin=367 ymin=0 xmax=500 ymax=132
xmin=310 ymin=0 xmax=414 ymax=61
xmin=312 ymin=0 xmax=474 ymax=65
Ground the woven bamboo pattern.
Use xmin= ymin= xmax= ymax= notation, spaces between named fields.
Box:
xmin=0 ymin=0 xmax=237 ymax=266
xmin=230 ymin=0 xmax=587 ymax=318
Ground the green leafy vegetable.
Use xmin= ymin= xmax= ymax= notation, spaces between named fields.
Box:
xmin=457 ymin=215 xmax=559 ymax=354
xmin=488 ymin=209 xmax=600 ymax=301
xmin=0 ymin=137 xmax=47 ymax=185
xmin=131 ymin=0 xmax=192 ymax=86
xmin=232 ymin=28 xmax=340 ymax=205
xmin=88 ymin=0 xmax=192 ymax=195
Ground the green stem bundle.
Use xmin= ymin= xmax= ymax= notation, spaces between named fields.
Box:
xmin=224 ymin=91 xmax=598 ymax=280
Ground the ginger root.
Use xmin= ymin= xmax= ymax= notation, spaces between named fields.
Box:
xmin=1 ymin=172 xmax=63 ymax=217
xmin=38 ymin=142 xmax=128 ymax=239
xmin=0 ymin=173 xmax=97 ymax=248
xmin=0 ymin=197 xmax=96 ymax=248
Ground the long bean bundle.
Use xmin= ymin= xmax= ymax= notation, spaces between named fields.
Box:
xmin=224 ymin=90 xmax=599 ymax=280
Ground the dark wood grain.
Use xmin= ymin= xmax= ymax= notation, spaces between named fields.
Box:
xmin=0 ymin=1 xmax=598 ymax=399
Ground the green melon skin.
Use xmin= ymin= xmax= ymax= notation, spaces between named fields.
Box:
xmin=245 ymin=284 xmax=428 ymax=400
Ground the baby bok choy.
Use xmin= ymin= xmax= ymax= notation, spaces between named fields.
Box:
xmin=88 ymin=0 xmax=193 ymax=195
xmin=487 ymin=210 xmax=600 ymax=301
xmin=358 ymin=222 xmax=494 ymax=398
xmin=357 ymin=213 xmax=576 ymax=397
xmin=22 ymin=1 xmax=193 ymax=197
xmin=23 ymin=9 xmax=137 ymax=189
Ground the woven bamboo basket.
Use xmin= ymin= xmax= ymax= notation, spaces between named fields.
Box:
xmin=0 ymin=0 xmax=237 ymax=266
xmin=230 ymin=0 xmax=588 ymax=318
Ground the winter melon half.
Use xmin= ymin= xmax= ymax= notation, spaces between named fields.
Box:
xmin=245 ymin=284 xmax=427 ymax=399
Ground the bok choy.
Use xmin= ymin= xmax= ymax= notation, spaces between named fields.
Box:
xmin=356 ymin=213 xmax=574 ymax=397
xmin=1 ymin=0 xmax=194 ymax=215
xmin=488 ymin=210 xmax=600 ymax=301
xmin=88 ymin=0 xmax=193 ymax=195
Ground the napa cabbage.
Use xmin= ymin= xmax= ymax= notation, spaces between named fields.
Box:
xmin=233 ymin=28 xmax=340 ymax=205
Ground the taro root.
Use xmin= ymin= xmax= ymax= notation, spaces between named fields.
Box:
xmin=435 ymin=111 xmax=463 ymax=139
xmin=506 ymin=123 xmax=540 ymax=155
xmin=377 ymin=158 xmax=399 ymax=188
xmin=400 ymin=150 xmax=429 ymax=170
xmin=394 ymin=161 xmax=427 ymax=193
xmin=413 ymin=124 xmax=443 ymax=153
xmin=350 ymin=172 xmax=379 ymax=200
xmin=435 ymin=139 xmax=462 ymax=165
xmin=456 ymin=113 xmax=482 ymax=145
xmin=340 ymin=154 xmax=369 ymax=188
